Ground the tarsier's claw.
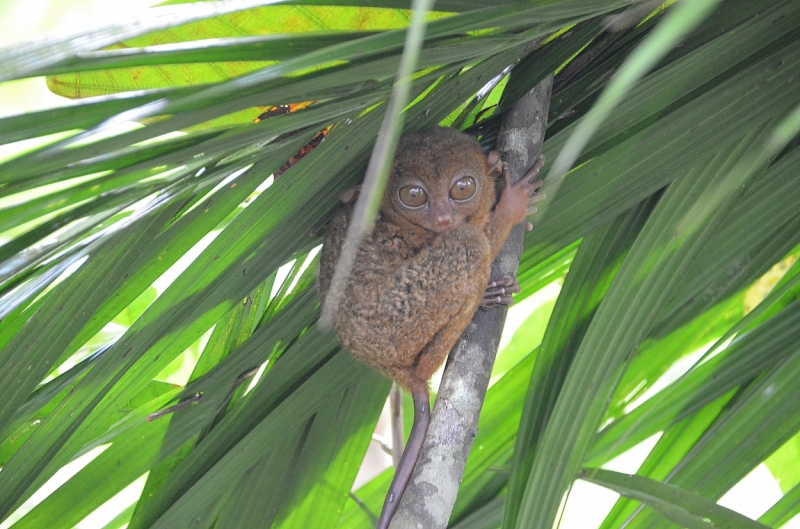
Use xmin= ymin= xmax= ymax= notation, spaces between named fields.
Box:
xmin=526 ymin=221 xmax=534 ymax=232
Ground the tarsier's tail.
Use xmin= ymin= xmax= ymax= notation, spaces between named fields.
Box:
xmin=375 ymin=389 xmax=431 ymax=529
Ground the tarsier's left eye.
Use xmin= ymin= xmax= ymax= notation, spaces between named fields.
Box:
xmin=450 ymin=177 xmax=477 ymax=201
xmin=398 ymin=185 xmax=428 ymax=208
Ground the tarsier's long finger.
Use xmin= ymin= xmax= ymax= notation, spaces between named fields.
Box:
xmin=508 ymin=155 xmax=545 ymax=187
xmin=529 ymin=191 xmax=547 ymax=203
xmin=522 ymin=154 xmax=546 ymax=183
xmin=502 ymin=161 xmax=512 ymax=188
xmin=480 ymin=294 xmax=515 ymax=307
xmin=520 ymin=179 xmax=544 ymax=202
xmin=484 ymin=282 xmax=521 ymax=298
xmin=514 ymin=163 xmax=544 ymax=197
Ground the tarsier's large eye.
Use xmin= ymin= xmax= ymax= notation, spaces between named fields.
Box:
xmin=450 ymin=177 xmax=477 ymax=201
xmin=398 ymin=185 xmax=428 ymax=208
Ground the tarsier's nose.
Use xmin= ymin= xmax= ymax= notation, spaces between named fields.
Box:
xmin=433 ymin=212 xmax=453 ymax=230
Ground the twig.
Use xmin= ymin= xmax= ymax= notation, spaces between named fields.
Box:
xmin=372 ymin=433 xmax=394 ymax=457
xmin=146 ymin=393 xmax=202 ymax=422
xmin=234 ymin=366 xmax=259 ymax=385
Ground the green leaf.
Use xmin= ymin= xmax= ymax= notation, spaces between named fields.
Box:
xmin=491 ymin=299 xmax=554 ymax=378
xmin=112 ymin=287 xmax=157 ymax=327
xmin=512 ymin=120 xmax=780 ymax=528
xmin=504 ymin=192 xmax=657 ymax=528
xmin=542 ymin=0 xmax=724 ymax=186
xmin=0 ymin=1 xmax=303 ymax=83
xmin=623 ymin=339 xmax=800 ymax=529
xmin=3 ymin=1 xmax=800 ymax=527
xmin=766 ymin=433 xmax=800 ymax=494
xmin=525 ymin=4 xmax=800 ymax=266
xmin=759 ymin=481 xmax=800 ymax=528
xmin=582 ymin=468 xmax=769 ymax=529
xmin=45 ymin=6 xmax=453 ymax=100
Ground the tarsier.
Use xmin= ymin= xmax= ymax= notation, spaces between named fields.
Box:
xmin=317 ymin=127 xmax=545 ymax=529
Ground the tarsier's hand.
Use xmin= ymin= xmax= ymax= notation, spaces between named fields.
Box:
xmin=496 ymin=154 xmax=546 ymax=230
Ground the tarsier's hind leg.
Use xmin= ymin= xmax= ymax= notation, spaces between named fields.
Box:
xmin=412 ymin=309 xmax=476 ymax=383
xmin=375 ymin=301 xmax=481 ymax=528
xmin=374 ymin=270 xmax=514 ymax=527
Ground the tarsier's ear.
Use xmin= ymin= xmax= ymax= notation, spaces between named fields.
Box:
xmin=486 ymin=150 xmax=503 ymax=178
xmin=337 ymin=184 xmax=362 ymax=204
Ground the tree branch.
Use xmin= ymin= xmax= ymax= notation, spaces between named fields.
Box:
xmin=389 ymin=74 xmax=553 ymax=529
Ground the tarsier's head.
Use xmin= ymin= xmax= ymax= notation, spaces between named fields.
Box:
xmin=382 ymin=127 xmax=502 ymax=234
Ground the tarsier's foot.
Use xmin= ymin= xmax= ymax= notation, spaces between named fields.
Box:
xmin=480 ymin=275 xmax=520 ymax=307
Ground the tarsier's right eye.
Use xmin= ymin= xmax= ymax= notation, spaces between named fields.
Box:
xmin=450 ymin=176 xmax=477 ymax=201
xmin=398 ymin=185 xmax=428 ymax=208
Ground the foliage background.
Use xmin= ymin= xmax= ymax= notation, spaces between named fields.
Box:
xmin=1 ymin=1 xmax=800 ymax=528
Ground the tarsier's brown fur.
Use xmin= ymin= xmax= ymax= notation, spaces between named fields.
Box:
xmin=317 ymin=127 xmax=544 ymax=528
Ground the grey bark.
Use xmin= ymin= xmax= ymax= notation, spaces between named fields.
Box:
xmin=389 ymin=74 xmax=553 ymax=529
